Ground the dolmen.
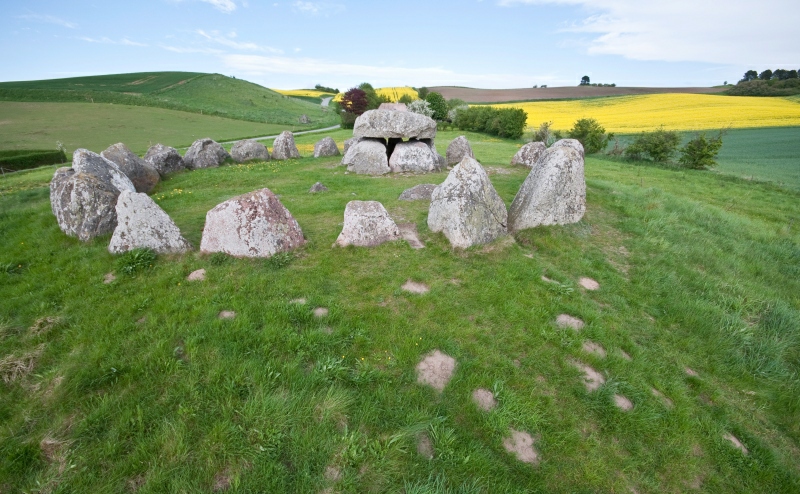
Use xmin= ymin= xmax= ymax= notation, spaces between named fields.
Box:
xmin=341 ymin=109 xmax=443 ymax=175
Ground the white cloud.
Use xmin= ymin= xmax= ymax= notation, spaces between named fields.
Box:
xmin=498 ymin=0 xmax=800 ymax=65
xmin=199 ymin=0 xmax=237 ymax=13
xmin=77 ymin=36 xmax=148 ymax=47
xmin=222 ymin=54 xmax=552 ymax=88
xmin=292 ymin=1 xmax=345 ymax=16
xmin=196 ymin=30 xmax=283 ymax=54
xmin=160 ymin=45 xmax=225 ymax=54
xmin=17 ymin=14 xmax=77 ymax=29
xmin=121 ymin=38 xmax=149 ymax=47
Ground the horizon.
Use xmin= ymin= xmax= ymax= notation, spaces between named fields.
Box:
xmin=2 ymin=0 xmax=799 ymax=90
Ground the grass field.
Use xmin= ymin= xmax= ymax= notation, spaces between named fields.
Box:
xmin=0 ymin=101 xmax=315 ymax=156
xmin=491 ymin=94 xmax=800 ymax=133
xmin=1 ymin=129 xmax=799 ymax=492
xmin=0 ymin=72 xmax=337 ymax=127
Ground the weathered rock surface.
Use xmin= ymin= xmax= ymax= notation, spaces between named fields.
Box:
xmin=271 ymin=131 xmax=301 ymax=160
xmin=551 ymin=138 xmax=585 ymax=158
xmin=399 ymin=184 xmax=438 ymax=201
xmin=101 ymin=143 xmax=160 ymax=193
xmin=50 ymin=149 xmax=137 ymax=242
xmin=183 ymin=138 xmax=230 ymax=169
xmin=200 ymin=188 xmax=305 ymax=257
xmin=511 ymin=142 xmax=547 ymax=168
xmin=428 ymin=157 xmax=508 ymax=248
xmin=231 ymin=139 xmax=270 ymax=163
xmin=313 ymin=137 xmax=340 ymax=157
xmin=353 ymin=109 xmax=437 ymax=140
xmin=108 ymin=191 xmax=192 ymax=254
xmin=446 ymin=136 xmax=474 ymax=166
xmin=334 ymin=201 xmax=401 ymax=247
xmin=144 ymin=144 xmax=185 ymax=176
xmin=341 ymin=139 xmax=390 ymax=175
xmin=343 ymin=137 xmax=361 ymax=155
xmin=299 ymin=114 xmax=310 ymax=124
xmin=508 ymin=145 xmax=585 ymax=231
xmin=309 ymin=182 xmax=328 ymax=193
xmin=378 ymin=103 xmax=408 ymax=112
xmin=388 ymin=140 xmax=439 ymax=173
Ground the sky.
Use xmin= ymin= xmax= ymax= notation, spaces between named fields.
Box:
xmin=1 ymin=0 xmax=798 ymax=90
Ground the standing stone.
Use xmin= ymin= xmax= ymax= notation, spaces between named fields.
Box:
xmin=50 ymin=167 xmax=122 ymax=242
xmin=341 ymin=139 xmax=390 ymax=175
xmin=309 ymin=182 xmax=328 ymax=193
xmin=72 ymin=149 xmax=136 ymax=194
xmin=353 ymin=109 xmax=437 ymax=140
xmin=399 ymin=184 xmax=438 ymax=201
xmin=508 ymin=145 xmax=585 ymax=231
xmin=428 ymin=156 xmax=507 ymax=248
xmin=144 ymin=144 xmax=185 ymax=177
xmin=101 ymin=143 xmax=160 ymax=193
xmin=299 ymin=114 xmax=310 ymax=124
xmin=343 ymin=137 xmax=361 ymax=155
xmin=334 ymin=201 xmax=401 ymax=247
xmin=231 ymin=139 xmax=270 ymax=163
xmin=378 ymin=103 xmax=408 ymax=112
xmin=511 ymin=142 xmax=547 ymax=168
xmin=200 ymin=188 xmax=305 ymax=258
xmin=389 ymin=140 xmax=439 ymax=173
xmin=313 ymin=137 xmax=340 ymax=157
xmin=446 ymin=136 xmax=475 ymax=166
xmin=184 ymin=138 xmax=230 ymax=169
xmin=109 ymin=191 xmax=192 ymax=254
xmin=271 ymin=131 xmax=301 ymax=160
xmin=551 ymin=138 xmax=585 ymax=158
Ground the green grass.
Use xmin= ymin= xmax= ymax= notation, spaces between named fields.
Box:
xmin=1 ymin=130 xmax=799 ymax=492
xmin=0 ymin=101 xmax=319 ymax=155
xmin=0 ymin=72 xmax=338 ymax=127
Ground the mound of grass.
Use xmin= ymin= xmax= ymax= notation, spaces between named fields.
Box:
xmin=0 ymin=129 xmax=799 ymax=492
xmin=0 ymin=72 xmax=338 ymax=127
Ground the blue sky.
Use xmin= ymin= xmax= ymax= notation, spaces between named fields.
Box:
xmin=2 ymin=0 xmax=798 ymax=89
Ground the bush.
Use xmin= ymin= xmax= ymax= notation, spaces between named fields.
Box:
xmin=447 ymin=105 xmax=469 ymax=123
xmin=0 ymin=149 xmax=67 ymax=172
xmin=625 ymin=126 xmax=680 ymax=162
xmin=398 ymin=93 xmax=414 ymax=105
xmin=531 ymin=121 xmax=562 ymax=146
xmin=407 ymin=100 xmax=434 ymax=118
xmin=454 ymin=106 xmax=527 ymax=139
xmin=447 ymin=98 xmax=467 ymax=110
xmin=425 ymin=92 xmax=448 ymax=121
xmin=339 ymin=87 xmax=368 ymax=129
xmin=567 ymin=118 xmax=612 ymax=154
xmin=314 ymin=84 xmax=339 ymax=94
xmin=727 ymin=78 xmax=800 ymax=96
xmin=417 ymin=87 xmax=429 ymax=100
xmin=679 ymin=131 xmax=724 ymax=169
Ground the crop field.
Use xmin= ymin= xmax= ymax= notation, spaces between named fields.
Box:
xmin=429 ymin=85 xmax=729 ymax=103
xmin=274 ymin=89 xmax=336 ymax=99
xmin=1 ymin=127 xmax=799 ymax=492
xmin=0 ymin=72 xmax=206 ymax=94
xmin=331 ymin=87 xmax=419 ymax=103
xmin=490 ymin=94 xmax=800 ymax=133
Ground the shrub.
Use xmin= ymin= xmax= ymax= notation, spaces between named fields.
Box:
xmin=454 ymin=106 xmax=527 ymax=139
xmin=425 ymin=92 xmax=448 ymax=121
xmin=339 ymin=88 xmax=369 ymax=128
xmin=116 ymin=248 xmax=156 ymax=276
xmin=625 ymin=126 xmax=680 ymax=162
xmin=398 ymin=93 xmax=414 ymax=105
xmin=417 ymin=87 xmax=429 ymax=100
xmin=0 ymin=149 xmax=67 ymax=172
xmin=407 ymin=100 xmax=434 ymax=118
xmin=446 ymin=98 xmax=467 ymax=110
xmin=567 ymin=118 xmax=612 ymax=154
xmin=447 ymin=105 xmax=469 ymax=123
xmin=314 ymin=84 xmax=339 ymax=94
xmin=678 ymin=131 xmax=724 ymax=169
xmin=531 ymin=121 xmax=562 ymax=146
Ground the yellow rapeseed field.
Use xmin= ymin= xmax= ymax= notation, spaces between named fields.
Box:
xmin=331 ymin=87 xmax=418 ymax=103
xmin=489 ymin=94 xmax=800 ymax=133
xmin=273 ymin=89 xmax=334 ymax=98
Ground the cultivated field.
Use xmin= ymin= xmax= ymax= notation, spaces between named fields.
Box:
xmin=490 ymin=94 xmax=800 ymax=133
xmin=429 ymin=85 xmax=729 ymax=103
xmin=1 ymin=127 xmax=799 ymax=492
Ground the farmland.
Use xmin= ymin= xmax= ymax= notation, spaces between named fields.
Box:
xmin=429 ymin=85 xmax=729 ymax=103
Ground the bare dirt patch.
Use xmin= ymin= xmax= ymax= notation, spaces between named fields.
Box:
xmin=290 ymin=298 xmax=307 ymax=305
xmin=1 ymin=344 xmax=44 ymax=384
xmin=428 ymin=85 xmax=728 ymax=103
xmin=212 ymin=469 xmax=232 ymax=491
xmin=571 ymin=361 xmax=605 ymax=391
xmin=313 ymin=307 xmax=329 ymax=318
xmin=651 ymin=388 xmax=674 ymax=408
xmin=397 ymin=223 xmax=425 ymax=249
xmin=582 ymin=341 xmax=607 ymax=358
xmin=402 ymin=280 xmax=430 ymax=294
xmin=723 ymin=433 xmax=748 ymax=455
xmin=556 ymin=314 xmax=585 ymax=330
xmin=103 ymin=272 xmax=116 ymax=284
xmin=324 ymin=465 xmax=342 ymax=482
xmin=614 ymin=394 xmax=634 ymax=411
xmin=503 ymin=429 xmax=539 ymax=465
xmin=417 ymin=432 xmax=434 ymax=459
xmin=619 ymin=350 xmax=632 ymax=361
xmin=472 ymin=388 xmax=498 ymax=411
xmin=579 ymin=277 xmax=600 ymax=291
xmin=685 ymin=367 xmax=699 ymax=377
xmin=218 ymin=311 xmax=236 ymax=320
xmin=187 ymin=269 xmax=206 ymax=281
xmin=416 ymin=350 xmax=456 ymax=392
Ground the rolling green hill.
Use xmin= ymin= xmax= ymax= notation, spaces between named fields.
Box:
xmin=0 ymin=72 xmax=338 ymax=128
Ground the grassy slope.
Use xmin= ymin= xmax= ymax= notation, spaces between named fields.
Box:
xmin=0 ymin=101 xmax=308 ymax=155
xmin=0 ymin=72 xmax=338 ymax=127
xmin=1 ymin=130 xmax=799 ymax=493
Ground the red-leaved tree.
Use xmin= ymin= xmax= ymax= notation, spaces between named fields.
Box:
xmin=341 ymin=88 xmax=368 ymax=115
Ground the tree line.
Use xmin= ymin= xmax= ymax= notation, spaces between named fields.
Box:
xmin=739 ymin=69 xmax=799 ymax=83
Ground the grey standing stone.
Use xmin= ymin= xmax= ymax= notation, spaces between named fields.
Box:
xmin=50 ymin=166 xmax=122 ymax=242
xmin=109 ymin=191 xmax=192 ymax=254
xmin=389 ymin=140 xmax=439 ymax=173
xmin=334 ymin=201 xmax=401 ymax=247
xmin=341 ymin=139 xmax=390 ymax=175
xmin=399 ymin=184 xmax=438 ymax=201
xmin=101 ymin=143 xmax=160 ymax=193
xmin=271 ymin=131 xmax=301 ymax=160
xmin=551 ymin=138 xmax=585 ymax=158
xmin=231 ymin=139 xmax=270 ymax=163
xmin=184 ymin=138 xmax=230 ymax=169
xmin=144 ymin=144 xmax=185 ymax=177
xmin=313 ymin=137 xmax=340 ymax=157
xmin=428 ymin=156 xmax=507 ymax=248
xmin=378 ymin=103 xmax=408 ymax=111
xmin=299 ymin=114 xmax=310 ymax=124
xmin=343 ymin=137 xmax=361 ymax=155
xmin=353 ymin=109 xmax=437 ymax=140
xmin=72 ymin=149 xmax=136 ymax=194
xmin=446 ymin=136 xmax=474 ymax=166
xmin=309 ymin=182 xmax=328 ymax=193
xmin=508 ymin=145 xmax=586 ymax=231
xmin=200 ymin=188 xmax=305 ymax=258
xmin=511 ymin=142 xmax=547 ymax=168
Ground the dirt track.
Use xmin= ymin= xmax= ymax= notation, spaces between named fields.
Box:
xmin=428 ymin=86 xmax=728 ymax=103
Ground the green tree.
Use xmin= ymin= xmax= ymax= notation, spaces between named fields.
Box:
xmin=398 ymin=93 xmax=414 ymax=104
xmin=417 ymin=87 xmax=429 ymax=100
xmin=678 ymin=131 xmax=724 ymax=169
xmin=580 ymin=75 xmax=590 ymax=86
xmin=759 ymin=69 xmax=773 ymax=80
xmin=740 ymin=70 xmax=758 ymax=82
xmin=567 ymin=118 xmax=611 ymax=154
xmin=357 ymin=82 xmax=385 ymax=110
xmin=425 ymin=92 xmax=448 ymax=121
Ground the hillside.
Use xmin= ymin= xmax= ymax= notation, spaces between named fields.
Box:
xmin=0 ymin=72 xmax=338 ymax=128
xmin=429 ymin=85 xmax=728 ymax=103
